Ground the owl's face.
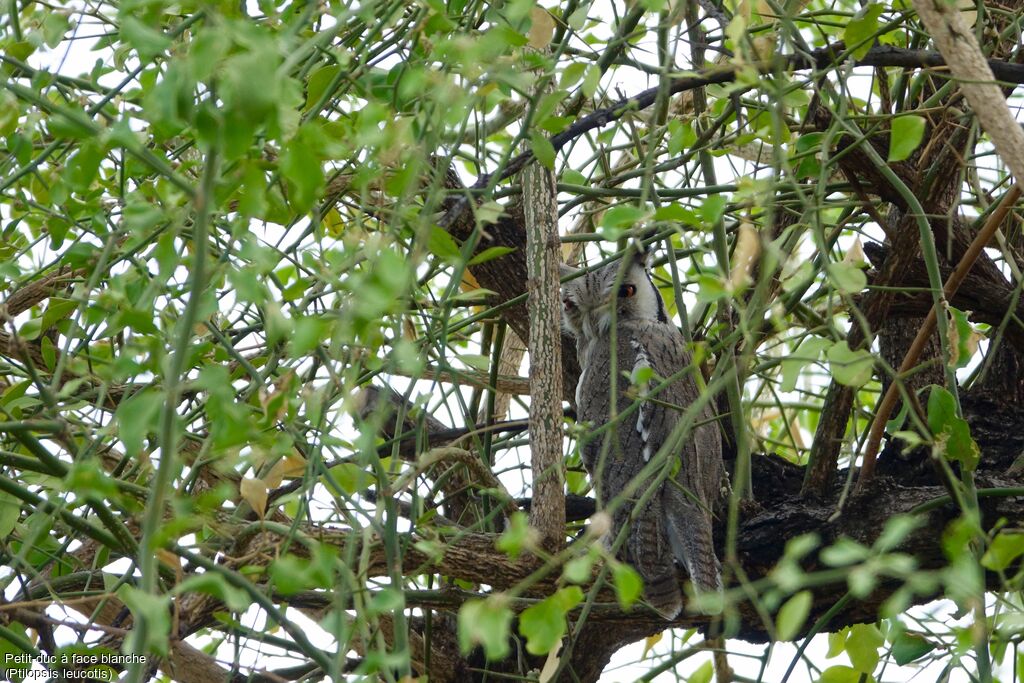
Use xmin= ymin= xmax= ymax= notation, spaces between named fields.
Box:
xmin=561 ymin=254 xmax=667 ymax=340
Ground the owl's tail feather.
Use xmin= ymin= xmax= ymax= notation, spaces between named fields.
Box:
xmin=665 ymin=503 xmax=722 ymax=605
xmin=625 ymin=508 xmax=684 ymax=620
xmin=642 ymin=569 xmax=684 ymax=620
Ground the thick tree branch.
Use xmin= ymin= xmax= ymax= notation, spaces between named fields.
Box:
xmin=524 ymin=153 xmax=566 ymax=551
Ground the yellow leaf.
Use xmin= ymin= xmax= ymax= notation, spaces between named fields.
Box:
xmin=642 ymin=631 xmax=663 ymax=658
xmin=528 ymin=7 xmax=555 ymax=49
xmin=460 ymin=269 xmax=480 ymax=291
xmin=265 ymin=455 xmax=306 ymax=488
xmin=324 ymin=208 xmax=346 ymax=236
xmin=729 ymin=222 xmax=761 ymax=290
xmin=240 ymin=477 xmax=268 ymax=519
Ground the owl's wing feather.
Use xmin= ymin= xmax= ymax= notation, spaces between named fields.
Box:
xmin=620 ymin=323 xmax=724 ymax=600
xmin=664 ymin=484 xmax=723 ymax=593
xmin=575 ymin=319 xmax=723 ymax=619
xmin=627 ymin=504 xmax=683 ymax=619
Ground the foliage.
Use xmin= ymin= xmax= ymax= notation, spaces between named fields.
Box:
xmin=1 ymin=0 xmax=1023 ymax=681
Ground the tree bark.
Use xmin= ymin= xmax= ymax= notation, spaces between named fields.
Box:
xmin=524 ymin=156 xmax=566 ymax=552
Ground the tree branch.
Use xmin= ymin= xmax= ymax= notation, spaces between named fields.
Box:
xmin=524 ymin=150 xmax=566 ymax=551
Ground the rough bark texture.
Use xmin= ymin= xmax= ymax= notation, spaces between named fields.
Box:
xmin=524 ymin=158 xmax=566 ymax=552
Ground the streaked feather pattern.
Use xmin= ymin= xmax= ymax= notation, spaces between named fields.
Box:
xmin=562 ymin=252 xmax=725 ymax=620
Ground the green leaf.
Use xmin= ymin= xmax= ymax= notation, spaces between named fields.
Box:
xmin=820 ymin=537 xmax=871 ymax=566
xmin=947 ymin=305 xmax=977 ymax=369
xmin=175 ymin=573 xmax=251 ymax=612
xmin=18 ymin=318 xmax=41 ymax=341
xmin=115 ymin=389 xmax=164 ymax=456
xmin=563 ymin=553 xmax=595 ymax=583
xmin=582 ymin=66 xmax=601 ymax=98
xmin=237 ymin=163 xmax=269 ymax=219
xmin=64 ymin=142 xmax=104 ymax=192
xmin=817 ymin=665 xmax=862 ymax=683
xmin=496 ymin=512 xmax=537 ymax=558
xmin=667 ymin=119 xmax=697 ymax=156
xmin=458 ymin=596 xmax=513 ymax=660
xmin=699 ymin=194 xmax=728 ymax=224
xmin=927 ymin=385 xmax=980 ymax=471
xmin=826 ymin=341 xmax=875 ymax=388
xmin=188 ymin=27 xmax=229 ymax=81
xmin=119 ymin=16 xmax=171 ymax=60
xmin=368 ymin=588 xmax=406 ymax=616
xmin=845 ymin=623 xmax=883 ymax=673
xmin=561 ymin=169 xmax=587 ymax=185
xmin=428 ymin=226 xmax=463 ymax=263
xmin=42 ymin=13 xmax=71 ymax=48
xmin=123 ymin=200 xmax=166 ymax=234
xmin=847 ymin=565 xmax=876 ymax=598
xmin=828 ymin=261 xmax=867 ymax=294
xmin=0 ymin=491 xmax=20 ymax=538
xmin=890 ymin=631 xmax=936 ymax=665
xmin=888 ymin=115 xmax=926 ymax=162
xmin=469 ymin=246 xmax=516 ymax=265
xmin=305 ymin=65 xmax=342 ymax=111
xmin=695 ymin=274 xmax=728 ymax=304
xmin=41 ymin=298 xmax=77 ymax=330
xmin=518 ymin=586 xmax=583 ymax=655
xmin=0 ymin=621 xmax=30 ymax=682
xmin=560 ymin=62 xmax=587 ymax=89
xmin=117 ymin=586 xmax=171 ymax=655
xmin=690 ymin=660 xmax=714 ymax=683
xmin=66 ymin=460 xmax=119 ymax=501
xmin=792 ymin=132 xmax=825 ymax=179
xmin=982 ymin=531 xmax=1024 ymax=571
xmin=531 ymin=131 xmax=556 ymax=169
xmin=631 ymin=364 xmax=655 ymax=386
xmin=653 ymin=203 xmax=698 ymax=223
xmin=290 ymin=316 xmax=329 ymax=357
xmin=221 ymin=49 xmax=281 ymax=127
xmin=844 ymin=3 xmax=885 ymax=59
xmin=281 ymin=127 xmax=325 ymax=214
xmin=600 ymin=204 xmax=651 ymax=240
xmin=268 ymin=548 xmax=334 ymax=594
xmin=327 ymin=463 xmax=373 ymax=495
xmin=827 ymin=630 xmax=848 ymax=658
xmin=611 ymin=561 xmax=643 ymax=610
xmin=775 ymin=590 xmax=812 ymax=641
xmin=874 ymin=514 xmax=924 ymax=552
xmin=780 ymin=336 xmax=830 ymax=392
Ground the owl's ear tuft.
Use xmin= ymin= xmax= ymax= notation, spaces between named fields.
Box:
xmin=629 ymin=240 xmax=654 ymax=268
xmin=559 ymin=263 xmax=580 ymax=280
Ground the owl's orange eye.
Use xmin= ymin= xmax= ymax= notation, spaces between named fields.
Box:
xmin=563 ymin=298 xmax=575 ymax=311
xmin=618 ymin=284 xmax=636 ymax=298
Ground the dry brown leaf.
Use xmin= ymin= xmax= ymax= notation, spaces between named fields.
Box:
xmin=240 ymin=477 xmax=268 ymax=519
xmin=528 ymin=7 xmax=555 ymax=49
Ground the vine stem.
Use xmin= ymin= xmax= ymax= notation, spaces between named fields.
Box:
xmin=124 ymin=148 xmax=219 ymax=682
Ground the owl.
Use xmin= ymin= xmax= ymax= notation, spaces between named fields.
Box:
xmin=561 ymin=248 xmax=724 ymax=619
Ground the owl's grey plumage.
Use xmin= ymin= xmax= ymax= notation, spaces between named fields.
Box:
xmin=561 ymin=249 xmax=724 ymax=620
